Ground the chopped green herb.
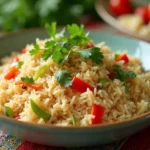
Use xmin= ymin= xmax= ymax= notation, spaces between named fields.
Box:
xmin=33 ymin=65 xmax=48 ymax=80
xmin=21 ymin=77 xmax=34 ymax=84
xmin=67 ymin=24 xmax=84 ymax=38
xmin=78 ymin=47 xmax=104 ymax=64
xmin=29 ymin=44 xmax=40 ymax=55
xmin=4 ymin=106 xmax=14 ymax=118
xmin=30 ymin=100 xmax=50 ymax=121
xmin=52 ymin=45 xmax=63 ymax=62
xmin=45 ymin=22 xmax=56 ymax=39
xmin=100 ymin=78 xmax=109 ymax=85
xmin=123 ymin=82 xmax=129 ymax=93
xmin=55 ymin=70 xmax=72 ymax=87
xmin=42 ymin=49 xmax=53 ymax=61
xmin=58 ymin=51 xmax=71 ymax=64
xmin=17 ymin=61 xmax=24 ymax=68
xmin=11 ymin=61 xmax=24 ymax=68
xmin=113 ymin=65 xmax=136 ymax=82
xmin=71 ymin=115 xmax=77 ymax=126
xmin=113 ymin=65 xmax=136 ymax=92
xmin=115 ymin=54 xmax=120 ymax=60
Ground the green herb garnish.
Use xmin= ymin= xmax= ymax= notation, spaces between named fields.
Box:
xmin=71 ymin=115 xmax=77 ymax=126
xmin=29 ymin=23 xmax=104 ymax=87
xmin=29 ymin=44 xmax=40 ymax=55
xmin=115 ymin=54 xmax=120 ymax=60
xmin=17 ymin=61 xmax=24 ymax=68
xmin=11 ymin=61 xmax=24 ymax=68
xmin=100 ymin=78 xmax=109 ymax=85
xmin=113 ymin=65 xmax=136 ymax=92
xmin=55 ymin=70 xmax=72 ymax=87
xmin=21 ymin=77 xmax=34 ymax=84
xmin=4 ymin=106 xmax=14 ymax=118
xmin=78 ymin=47 xmax=103 ymax=64
xmin=113 ymin=65 xmax=136 ymax=82
xmin=45 ymin=22 xmax=56 ymax=39
xmin=30 ymin=99 xmax=50 ymax=121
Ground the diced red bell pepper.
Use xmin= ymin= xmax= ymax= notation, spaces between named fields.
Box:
xmin=4 ymin=67 xmax=18 ymax=80
xmin=71 ymin=77 xmax=94 ymax=93
xmin=91 ymin=104 xmax=105 ymax=124
xmin=15 ymin=81 xmax=42 ymax=90
xmin=115 ymin=53 xmax=129 ymax=64
xmin=11 ymin=56 xmax=19 ymax=63
xmin=108 ymin=72 xmax=115 ymax=80
xmin=14 ymin=115 xmax=20 ymax=120
xmin=21 ymin=48 xmax=27 ymax=54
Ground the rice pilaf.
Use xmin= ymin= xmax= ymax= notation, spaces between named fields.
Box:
xmin=0 ymin=23 xmax=149 ymax=126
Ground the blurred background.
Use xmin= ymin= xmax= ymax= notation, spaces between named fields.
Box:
xmin=0 ymin=0 xmax=100 ymax=32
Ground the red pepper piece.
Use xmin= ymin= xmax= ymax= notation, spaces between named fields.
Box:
xmin=21 ymin=48 xmax=27 ymax=54
xmin=15 ymin=81 xmax=42 ymax=91
xmin=71 ymin=77 xmax=94 ymax=93
xmin=14 ymin=115 xmax=20 ymax=120
xmin=4 ymin=67 xmax=18 ymax=80
xmin=11 ymin=56 xmax=19 ymax=63
xmin=91 ymin=104 xmax=105 ymax=124
xmin=116 ymin=53 xmax=129 ymax=64
xmin=108 ymin=72 xmax=115 ymax=80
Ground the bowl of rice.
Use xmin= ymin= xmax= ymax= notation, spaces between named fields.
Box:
xmin=0 ymin=23 xmax=150 ymax=147
xmin=95 ymin=0 xmax=150 ymax=42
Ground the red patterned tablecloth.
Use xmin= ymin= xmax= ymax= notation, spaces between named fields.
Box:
xmin=0 ymin=20 xmax=150 ymax=150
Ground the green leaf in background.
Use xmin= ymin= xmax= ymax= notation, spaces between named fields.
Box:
xmin=30 ymin=44 xmax=41 ymax=55
xmin=0 ymin=0 xmax=97 ymax=32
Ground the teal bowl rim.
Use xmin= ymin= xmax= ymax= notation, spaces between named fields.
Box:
xmin=0 ymin=28 xmax=150 ymax=130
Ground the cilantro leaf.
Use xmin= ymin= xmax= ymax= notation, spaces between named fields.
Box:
xmin=67 ymin=24 xmax=84 ymax=38
xmin=42 ymin=41 xmax=56 ymax=60
xmin=100 ymin=78 xmax=109 ymax=85
xmin=45 ymin=22 xmax=56 ymax=39
xmin=58 ymin=51 xmax=71 ymax=64
xmin=67 ymin=24 xmax=90 ymax=45
xmin=113 ymin=65 xmax=136 ymax=82
xmin=78 ymin=47 xmax=104 ymax=64
xmin=55 ymin=70 xmax=72 ymax=87
xmin=45 ymin=41 xmax=55 ymax=49
xmin=71 ymin=36 xmax=90 ymax=45
xmin=30 ymin=44 xmax=40 ymax=55
xmin=21 ymin=77 xmax=34 ymax=84
xmin=42 ymin=50 xmax=52 ymax=60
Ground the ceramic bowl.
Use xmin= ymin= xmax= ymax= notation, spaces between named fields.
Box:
xmin=95 ymin=0 xmax=150 ymax=43
xmin=0 ymin=29 xmax=150 ymax=147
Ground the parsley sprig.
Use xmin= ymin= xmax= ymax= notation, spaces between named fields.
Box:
xmin=30 ymin=22 xmax=103 ymax=66
xmin=21 ymin=77 xmax=34 ymax=84
xmin=55 ymin=70 xmax=72 ymax=87
xmin=113 ymin=65 xmax=136 ymax=92
xmin=113 ymin=65 xmax=136 ymax=82
xmin=29 ymin=22 xmax=104 ymax=87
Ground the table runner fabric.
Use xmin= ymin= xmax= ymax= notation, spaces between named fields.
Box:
xmin=0 ymin=21 xmax=149 ymax=150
